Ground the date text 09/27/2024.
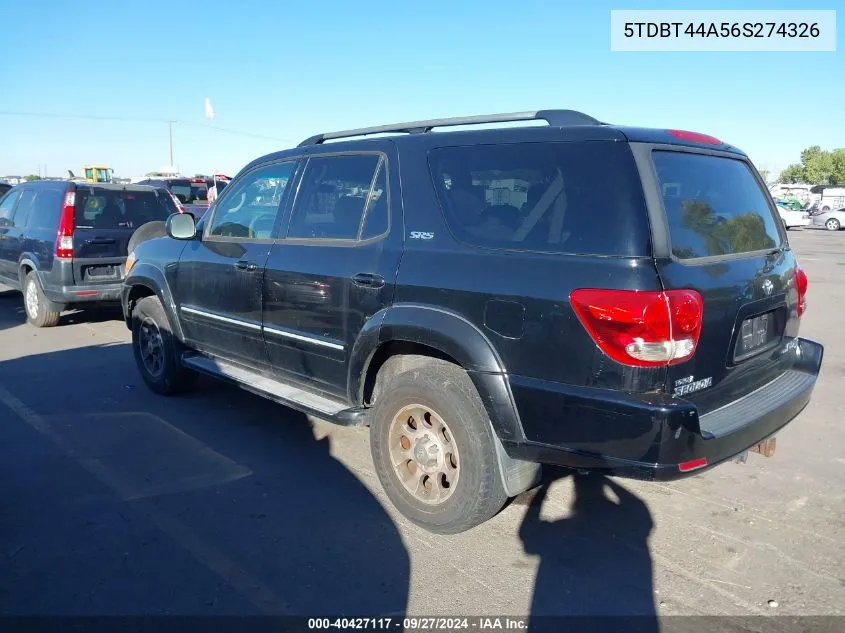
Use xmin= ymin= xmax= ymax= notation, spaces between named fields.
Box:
xmin=308 ymin=617 xmax=528 ymax=631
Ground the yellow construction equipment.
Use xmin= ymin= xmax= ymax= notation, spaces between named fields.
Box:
xmin=68 ymin=166 xmax=113 ymax=183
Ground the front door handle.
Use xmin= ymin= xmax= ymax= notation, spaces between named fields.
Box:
xmin=235 ymin=260 xmax=258 ymax=272
xmin=352 ymin=272 xmax=385 ymax=288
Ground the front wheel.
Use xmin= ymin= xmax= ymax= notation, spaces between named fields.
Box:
xmin=826 ymin=218 xmax=840 ymax=231
xmin=131 ymin=295 xmax=197 ymax=395
xmin=369 ymin=360 xmax=507 ymax=534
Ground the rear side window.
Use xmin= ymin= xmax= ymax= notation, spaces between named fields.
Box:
xmin=287 ymin=154 xmax=382 ymax=240
xmin=428 ymin=141 xmax=650 ymax=256
xmin=26 ymin=189 xmax=63 ymax=230
xmin=74 ymin=189 xmax=175 ymax=229
xmin=0 ymin=190 xmax=21 ymax=227
xmin=652 ymin=152 xmax=781 ymax=260
xmin=11 ymin=190 xmax=38 ymax=228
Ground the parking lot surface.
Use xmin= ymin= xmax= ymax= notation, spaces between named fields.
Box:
xmin=1 ymin=228 xmax=844 ymax=618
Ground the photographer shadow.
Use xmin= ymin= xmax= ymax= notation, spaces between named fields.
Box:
xmin=519 ymin=470 xmax=658 ymax=632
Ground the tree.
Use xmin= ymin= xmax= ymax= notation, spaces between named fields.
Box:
xmin=23 ymin=174 xmax=40 ymax=182
xmin=778 ymin=145 xmax=845 ymax=185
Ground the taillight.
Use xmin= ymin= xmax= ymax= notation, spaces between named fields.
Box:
xmin=56 ymin=190 xmax=75 ymax=259
xmin=668 ymin=129 xmax=721 ymax=145
xmin=795 ymin=265 xmax=808 ymax=317
xmin=570 ymin=288 xmax=704 ymax=367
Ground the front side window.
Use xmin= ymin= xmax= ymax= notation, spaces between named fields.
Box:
xmin=652 ymin=151 xmax=781 ymax=260
xmin=287 ymin=154 xmax=382 ymax=240
xmin=207 ymin=162 xmax=294 ymax=239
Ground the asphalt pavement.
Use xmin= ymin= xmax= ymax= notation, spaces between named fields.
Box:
xmin=0 ymin=228 xmax=843 ymax=619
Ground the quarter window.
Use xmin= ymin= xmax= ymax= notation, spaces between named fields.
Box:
xmin=208 ymin=162 xmax=294 ymax=239
xmin=287 ymin=154 xmax=382 ymax=240
xmin=0 ymin=190 xmax=21 ymax=227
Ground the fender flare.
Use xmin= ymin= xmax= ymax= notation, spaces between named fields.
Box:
xmin=348 ymin=303 xmax=540 ymax=496
xmin=123 ymin=262 xmax=185 ymax=341
xmin=18 ymin=255 xmax=39 ymax=286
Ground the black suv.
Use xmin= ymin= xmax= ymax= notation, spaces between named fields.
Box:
xmin=122 ymin=110 xmax=823 ymax=534
xmin=0 ymin=180 xmax=179 ymax=327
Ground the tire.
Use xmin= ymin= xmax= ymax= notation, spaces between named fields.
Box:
xmin=128 ymin=220 xmax=167 ymax=255
xmin=822 ymin=206 xmax=831 ymax=212
xmin=23 ymin=271 xmax=61 ymax=328
xmin=131 ymin=295 xmax=197 ymax=395
xmin=369 ymin=360 xmax=507 ymax=534
xmin=826 ymin=218 xmax=840 ymax=231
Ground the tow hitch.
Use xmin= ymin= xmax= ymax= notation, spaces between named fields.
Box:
xmin=750 ymin=437 xmax=777 ymax=458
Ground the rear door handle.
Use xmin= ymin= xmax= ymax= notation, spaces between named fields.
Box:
xmin=352 ymin=272 xmax=385 ymax=288
xmin=235 ymin=260 xmax=258 ymax=272
xmin=85 ymin=237 xmax=117 ymax=245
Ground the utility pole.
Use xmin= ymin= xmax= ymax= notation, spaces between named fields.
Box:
xmin=168 ymin=120 xmax=175 ymax=168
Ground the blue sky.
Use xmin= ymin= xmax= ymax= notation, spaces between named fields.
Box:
xmin=0 ymin=0 xmax=841 ymax=179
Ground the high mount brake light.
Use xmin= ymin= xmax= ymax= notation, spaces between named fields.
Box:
xmin=570 ymin=288 xmax=704 ymax=367
xmin=668 ymin=129 xmax=721 ymax=145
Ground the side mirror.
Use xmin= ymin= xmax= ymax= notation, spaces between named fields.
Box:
xmin=166 ymin=212 xmax=197 ymax=240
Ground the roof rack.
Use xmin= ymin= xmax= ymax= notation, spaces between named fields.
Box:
xmin=297 ymin=109 xmax=602 ymax=147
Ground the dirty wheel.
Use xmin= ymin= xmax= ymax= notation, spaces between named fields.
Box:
xmin=369 ymin=360 xmax=507 ymax=534
xmin=23 ymin=271 xmax=61 ymax=328
xmin=132 ymin=295 xmax=196 ymax=395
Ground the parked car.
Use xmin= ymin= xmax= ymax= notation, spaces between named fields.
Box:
xmin=134 ymin=176 xmax=211 ymax=219
xmin=776 ymin=204 xmax=811 ymax=229
xmin=0 ymin=180 xmax=179 ymax=326
xmin=122 ymin=109 xmax=823 ymax=534
xmin=811 ymin=206 xmax=845 ymax=231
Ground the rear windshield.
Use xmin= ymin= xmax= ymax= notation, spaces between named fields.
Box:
xmin=167 ymin=180 xmax=193 ymax=202
xmin=74 ymin=188 xmax=177 ymax=229
xmin=652 ymin=152 xmax=781 ymax=260
xmin=190 ymin=183 xmax=208 ymax=201
xmin=428 ymin=141 xmax=650 ymax=256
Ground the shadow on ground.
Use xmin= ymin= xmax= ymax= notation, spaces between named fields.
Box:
xmin=517 ymin=468 xmax=658 ymax=630
xmin=0 ymin=342 xmax=410 ymax=616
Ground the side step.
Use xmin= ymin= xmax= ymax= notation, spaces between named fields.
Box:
xmin=181 ymin=353 xmax=367 ymax=427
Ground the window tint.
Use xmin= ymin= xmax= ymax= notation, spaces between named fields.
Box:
xmin=0 ymin=190 xmax=21 ymax=227
xmin=361 ymin=160 xmax=389 ymax=239
xmin=167 ymin=180 xmax=193 ymax=203
xmin=288 ymin=154 xmax=381 ymax=240
xmin=74 ymin=189 xmax=175 ymax=229
xmin=208 ymin=162 xmax=293 ymax=239
xmin=26 ymin=189 xmax=63 ymax=230
xmin=652 ymin=152 xmax=780 ymax=260
xmin=11 ymin=190 xmax=38 ymax=228
xmin=428 ymin=142 xmax=650 ymax=256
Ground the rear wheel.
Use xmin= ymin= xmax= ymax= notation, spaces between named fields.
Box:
xmin=131 ymin=295 xmax=197 ymax=395
xmin=369 ymin=360 xmax=507 ymax=534
xmin=23 ymin=271 xmax=61 ymax=328
xmin=825 ymin=218 xmax=840 ymax=231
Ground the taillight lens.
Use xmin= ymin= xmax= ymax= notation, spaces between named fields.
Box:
xmin=795 ymin=265 xmax=808 ymax=317
xmin=570 ymin=289 xmax=704 ymax=367
xmin=668 ymin=129 xmax=721 ymax=145
xmin=56 ymin=190 xmax=75 ymax=259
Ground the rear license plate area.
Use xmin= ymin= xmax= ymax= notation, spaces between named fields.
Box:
xmin=83 ymin=264 xmax=120 ymax=282
xmin=733 ymin=311 xmax=779 ymax=361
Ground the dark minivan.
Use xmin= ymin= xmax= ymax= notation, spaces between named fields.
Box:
xmin=123 ymin=110 xmax=823 ymax=534
xmin=0 ymin=180 xmax=178 ymax=327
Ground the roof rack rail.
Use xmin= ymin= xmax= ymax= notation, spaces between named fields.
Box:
xmin=297 ymin=109 xmax=602 ymax=147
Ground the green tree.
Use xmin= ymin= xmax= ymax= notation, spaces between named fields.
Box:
xmin=23 ymin=174 xmax=40 ymax=182
xmin=778 ymin=145 xmax=845 ymax=185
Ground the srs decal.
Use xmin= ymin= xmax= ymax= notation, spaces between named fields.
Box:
xmin=409 ymin=231 xmax=434 ymax=240
xmin=673 ymin=375 xmax=713 ymax=397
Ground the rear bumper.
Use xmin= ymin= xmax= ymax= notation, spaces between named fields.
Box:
xmin=502 ymin=337 xmax=823 ymax=481
xmin=42 ymin=281 xmax=124 ymax=304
